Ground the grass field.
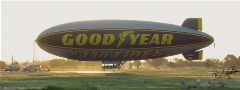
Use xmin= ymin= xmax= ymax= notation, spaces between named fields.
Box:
xmin=0 ymin=69 xmax=240 ymax=90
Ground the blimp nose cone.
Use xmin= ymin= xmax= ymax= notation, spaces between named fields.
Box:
xmin=205 ymin=33 xmax=214 ymax=46
xmin=210 ymin=36 xmax=214 ymax=43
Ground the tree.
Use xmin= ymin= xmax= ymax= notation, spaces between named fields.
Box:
xmin=21 ymin=61 xmax=31 ymax=67
xmin=0 ymin=61 xmax=6 ymax=69
xmin=209 ymin=58 xmax=222 ymax=68
xmin=167 ymin=61 xmax=176 ymax=68
xmin=129 ymin=62 xmax=133 ymax=69
xmin=204 ymin=59 xmax=214 ymax=68
xmin=224 ymin=54 xmax=237 ymax=61
xmin=12 ymin=61 xmax=19 ymax=65
xmin=66 ymin=59 xmax=82 ymax=67
xmin=145 ymin=58 xmax=168 ymax=69
xmin=160 ymin=58 xmax=169 ymax=67
xmin=49 ymin=59 xmax=66 ymax=68
xmin=80 ymin=61 xmax=101 ymax=68
xmin=174 ymin=58 xmax=186 ymax=69
xmin=224 ymin=54 xmax=239 ymax=67
xmin=39 ymin=61 xmax=50 ymax=69
xmin=133 ymin=61 xmax=141 ymax=70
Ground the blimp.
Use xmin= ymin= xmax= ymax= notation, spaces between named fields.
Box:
xmin=36 ymin=18 xmax=214 ymax=68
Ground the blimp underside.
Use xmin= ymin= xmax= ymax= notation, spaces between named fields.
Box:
xmin=36 ymin=18 xmax=214 ymax=69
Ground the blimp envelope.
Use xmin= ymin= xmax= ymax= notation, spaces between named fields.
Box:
xmin=36 ymin=18 xmax=214 ymax=61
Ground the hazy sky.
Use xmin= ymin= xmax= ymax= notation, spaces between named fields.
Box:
xmin=1 ymin=1 xmax=240 ymax=62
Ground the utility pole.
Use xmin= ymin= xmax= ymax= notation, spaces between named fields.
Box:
xmin=11 ymin=55 xmax=13 ymax=64
xmin=33 ymin=41 xmax=36 ymax=65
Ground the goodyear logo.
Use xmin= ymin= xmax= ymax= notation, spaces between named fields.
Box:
xmin=37 ymin=29 xmax=210 ymax=49
xmin=61 ymin=31 xmax=173 ymax=48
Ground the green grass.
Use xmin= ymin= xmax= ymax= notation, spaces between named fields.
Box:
xmin=0 ymin=69 xmax=240 ymax=90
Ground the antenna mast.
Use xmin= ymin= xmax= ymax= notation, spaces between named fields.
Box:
xmin=33 ymin=41 xmax=36 ymax=65
xmin=11 ymin=55 xmax=13 ymax=64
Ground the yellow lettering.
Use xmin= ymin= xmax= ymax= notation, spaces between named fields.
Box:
xmin=76 ymin=34 xmax=87 ymax=45
xmin=112 ymin=51 xmax=122 ymax=58
xmin=70 ymin=50 xmax=78 ymax=56
xmin=62 ymin=34 xmax=74 ymax=46
xmin=129 ymin=34 xmax=140 ymax=45
xmin=140 ymin=34 xmax=150 ymax=45
xmin=89 ymin=34 xmax=101 ymax=45
xmin=149 ymin=34 xmax=160 ymax=45
xmin=91 ymin=51 xmax=99 ymax=58
xmin=102 ymin=34 xmax=115 ymax=45
xmin=129 ymin=50 xmax=142 ymax=58
xmin=97 ymin=52 xmax=109 ymax=58
xmin=161 ymin=34 xmax=173 ymax=45
xmin=152 ymin=49 xmax=163 ymax=57
xmin=141 ymin=50 xmax=152 ymax=58
xmin=79 ymin=51 xmax=90 ymax=58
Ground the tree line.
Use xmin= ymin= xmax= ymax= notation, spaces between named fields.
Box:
xmin=0 ymin=54 xmax=239 ymax=70
xmin=130 ymin=54 xmax=240 ymax=70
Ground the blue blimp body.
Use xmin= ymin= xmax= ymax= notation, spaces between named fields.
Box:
xmin=36 ymin=18 xmax=214 ymax=61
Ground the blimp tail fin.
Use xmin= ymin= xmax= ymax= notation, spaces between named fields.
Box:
xmin=183 ymin=50 xmax=203 ymax=60
xmin=182 ymin=18 xmax=202 ymax=32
